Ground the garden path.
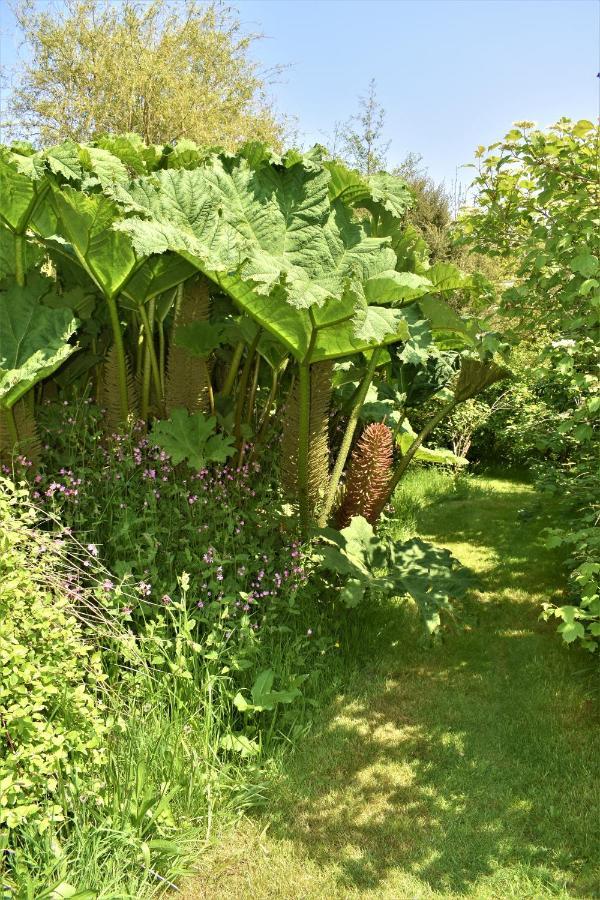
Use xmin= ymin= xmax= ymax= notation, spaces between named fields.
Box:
xmin=184 ymin=477 xmax=599 ymax=899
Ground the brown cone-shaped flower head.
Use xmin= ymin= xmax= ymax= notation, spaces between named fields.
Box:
xmin=336 ymin=422 xmax=394 ymax=528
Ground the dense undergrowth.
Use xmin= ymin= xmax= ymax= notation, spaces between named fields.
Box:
xmin=1 ymin=407 xmax=344 ymax=896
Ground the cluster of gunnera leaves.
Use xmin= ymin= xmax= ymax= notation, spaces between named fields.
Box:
xmin=0 ymin=134 xmax=511 ymax=632
xmin=0 ymin=134 xmax=481 ymax=362
xmin=109 ymin=148 xmax=433 ymax=362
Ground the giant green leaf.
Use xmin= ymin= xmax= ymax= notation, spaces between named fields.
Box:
xmin=6 ymin=140 xmax=85 ymax=189
xmin=44 ymin=142 xmax=83 ymax=182
xmin=78 ymin=146 xmax=130 ymax=187
xmin=216 ymin=275 xmax=312 ymax=359
xmin=0 ymin=157 xmax=48 ymax=234
xmin=454 ymin=355 xmax=512 ymax=402
xmin=324 ymin=161 xmax=412 ymax=219
xmin=96 ymin=133 xmax=162 ymax=175
xmin=111 ymin=157 xmax=414 ymax=360
xmin=312 ymin=306 xmax=411 ymax=362
xmin=109 ymin=167 xmax=227 ymax=268
xmin=237 ymin=142 xmax=284 ymax=170
xmin=122 ymin=254 xmax=197 ymax=307
xmin=109 ymin=155 xmax=474 ymax=363
xmin=384 ymin=221 xmax=430 ymax=274
xmin=50 ymin=186 xmax=139 ymax=298
xmin=163 ymin=139 xmax=215 ymax=171
xmin=0 ymin=226 xmax=44 ymax=279
xmin=364 ymin=270 xmax=432 ymax=305
xmin=0 ymin=277 xmax=78 ymax=408
xmin=365 ymin=172 xmax=413 ymax=219
xmin=426 ymin=261 xmax=473 ymax=293
xmin=418 ymin=295 xmax=478 ymax=346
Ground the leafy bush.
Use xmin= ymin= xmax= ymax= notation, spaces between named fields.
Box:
xmin=461 ymin=340 xmax=592 ymax=468
xmin=458 ymin=118 xmax=599 ymax=651
xmin=0 ymin=478 xmax=107 ymax=835
xmin=539 ymin=467 xmax=599 ymax=653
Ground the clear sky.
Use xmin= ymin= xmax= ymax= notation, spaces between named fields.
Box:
xmin=1 ymin=0 xmax=598 ymax=189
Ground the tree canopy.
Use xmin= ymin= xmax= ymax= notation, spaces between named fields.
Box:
xmin=7 ymin=0 xmax=285 ymax=148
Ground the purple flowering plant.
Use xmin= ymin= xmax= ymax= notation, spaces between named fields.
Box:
xmin=27 ymin=398 xmax=332 ymax=691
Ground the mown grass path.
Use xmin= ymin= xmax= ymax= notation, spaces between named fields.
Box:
xmin=185 ymin=477 xmax=599 ymax=899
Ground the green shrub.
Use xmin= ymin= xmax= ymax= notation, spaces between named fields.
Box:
xmin=0 ymin=478 xmax=107 ymax=836
xmin=539 ymin=466 xmax=600 ymax=653
xmin=458 ymin=119 xmax=599 ymax=650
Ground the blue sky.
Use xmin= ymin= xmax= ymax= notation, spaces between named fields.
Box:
xmin=1 ymin=0 xmax=598 ymax=188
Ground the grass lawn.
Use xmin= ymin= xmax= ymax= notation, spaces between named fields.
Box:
xmin=183 ymin=472 xmax=599 ymax=899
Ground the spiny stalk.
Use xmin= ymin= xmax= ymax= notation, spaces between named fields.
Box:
xmin=281 ymin=360 xmax=333 ymax=526
xmin=100 ymin=344 xmax=138 ymax=433
xmin=165 ymin=279 xmax=211 ymax=415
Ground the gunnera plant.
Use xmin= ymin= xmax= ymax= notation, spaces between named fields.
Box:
xmin=336 ymin=422 xmax=394 ymax=528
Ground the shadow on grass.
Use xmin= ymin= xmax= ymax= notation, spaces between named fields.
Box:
xmin=400 ymin=479 xmax=568 ymax=598
xmin=265 ymin=611 xmax=597 ymax=895
xmin=257 ymin=479 xmax=599 ymax=897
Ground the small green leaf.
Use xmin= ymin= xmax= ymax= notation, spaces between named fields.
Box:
xmin=46 ymin=883 xmax=96 ymax=900
xmin=233 ymin=691 xmax=251 ymax=712
xmin=150 ymin=408 xmax=235 ymax=470
xmin=219 ymin=733 xmax=260 ymax=756
xmin=558 ymin=621 xmax=585 ymax=643
xmin=174 ymin=321 xmax=225 ymax=357
xmin=571 ymin=253 xmax=599 ymax=277
xmin=140 ymin=842 xmax=151 ymax=867
xmin=251 ymin=669 xmax=274 ymax=702
xmin=248 ymin=669 xmax=302 ymax=710
xmin=573 ymin=119 xmax=594 ymax=137
xmin=579 ymin=278 xmax=598 ymax=296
